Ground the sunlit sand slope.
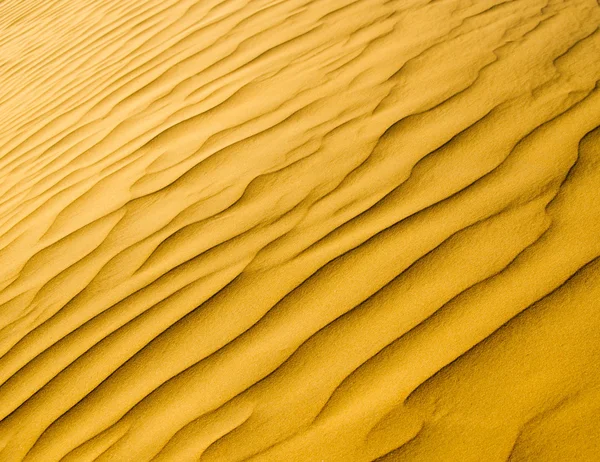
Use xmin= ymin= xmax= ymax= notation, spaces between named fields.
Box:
xmin=0 ymin=0 xmax=599 ymax=460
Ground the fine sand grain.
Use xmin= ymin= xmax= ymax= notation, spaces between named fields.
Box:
xmin=0 ymin=0 xmax=599 ymax=460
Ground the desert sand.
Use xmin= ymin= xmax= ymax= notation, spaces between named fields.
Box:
xmin=0 ymin=0 xmax=599 ymax=460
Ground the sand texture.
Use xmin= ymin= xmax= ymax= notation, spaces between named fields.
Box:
xmin=0 ymin=0 xmax=599 ymax=460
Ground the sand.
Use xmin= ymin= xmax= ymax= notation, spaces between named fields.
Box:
xmin=0 ymin=0 xmax=599 ymax=460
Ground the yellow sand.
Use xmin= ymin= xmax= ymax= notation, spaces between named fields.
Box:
xmin=0 ymin=0 xmax=599 ymax=460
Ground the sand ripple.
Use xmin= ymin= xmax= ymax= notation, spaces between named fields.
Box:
xmin=0 ymin=0 xmax=599 ymax=460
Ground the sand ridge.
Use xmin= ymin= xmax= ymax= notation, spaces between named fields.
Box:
xmin=0 ymin=0 xmax=599 ymax=460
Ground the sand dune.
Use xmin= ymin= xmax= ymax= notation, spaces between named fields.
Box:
xmin=0 ymin=0 xmax=599 ymax=460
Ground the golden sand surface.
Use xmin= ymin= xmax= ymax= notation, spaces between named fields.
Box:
xmin=0 ymin=0 xmax=599 ymax=460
